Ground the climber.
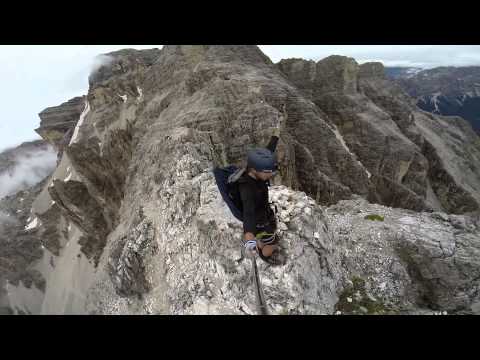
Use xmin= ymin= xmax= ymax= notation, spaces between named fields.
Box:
xmin=240 ymin=135 xmax=281 ymax=265
xmin=213 ymin=104 xmax=287 ymax=265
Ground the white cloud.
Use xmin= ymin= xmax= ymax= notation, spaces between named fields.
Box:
xmin=0 ymin=145 xmax=57 ymax=200
xmin=0 ymin=45 xmax=161 ymax=151
xmin=0 ymin=210 xmax=18 ymax=236
xmin=90 ymin=54 xmax=115 ymax=75
xmin=0 ymin=210 xmax=15 ymax=224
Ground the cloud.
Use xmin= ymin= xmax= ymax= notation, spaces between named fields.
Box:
xmin=90 ymin=54 xmax=115 ymax=75
xmin=0 ymin=210 xmax=18 ymax=240
xmin=0 ymin=210 xmax=16 ymax=224
xmin=0 ymin=45 xmax=161 ymax=151
xmin=0 ymin=146 xmax=57 ymax=200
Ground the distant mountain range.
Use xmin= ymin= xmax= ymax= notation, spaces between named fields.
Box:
xmin=386 ymin=66 xmax=480 ymax=134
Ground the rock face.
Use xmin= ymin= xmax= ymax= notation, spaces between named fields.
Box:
xmin=326 ymin=197 xmax=480 ymax=314
xmin=387 ymin=66 xmax=480 ymax=134
xmin=0 ymin=178 xmax=50 ymax=314
xmin=2 ymin=46 xmax=480 ymax=315
xmin=88 ymin=184 xmax=339 ymax=315
xmin=277 ymin=57 xmax=480 ymax=214
xmin=36 ymin=96 xmax=86 ymax=157
xmin=88 ymin=48 xmax=161 ymax=88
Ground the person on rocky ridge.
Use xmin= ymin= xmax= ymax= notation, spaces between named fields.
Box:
xmin=213 ymin=104 xmax=287 ymax=265
xmin=240 ymin=131 xmax=282 ymax=265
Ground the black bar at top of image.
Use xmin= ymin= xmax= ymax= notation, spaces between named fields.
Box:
xmin=2 ymin=5 xmax=479 ymax=45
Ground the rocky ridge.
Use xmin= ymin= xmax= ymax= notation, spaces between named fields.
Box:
xmin=1 ymin=46 xmax=479 ymax=315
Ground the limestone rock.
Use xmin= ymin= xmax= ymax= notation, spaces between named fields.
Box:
xmin=36 ymin=96 xmax=86 ymax=156
xmin=277 ymin=57 xmax=480 ymax=214
xmin=3 ymin=45 xmax=480 ymax=315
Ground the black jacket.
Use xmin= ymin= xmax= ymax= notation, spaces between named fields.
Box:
xmin=238 ymin=136 xmax=279 ymax=234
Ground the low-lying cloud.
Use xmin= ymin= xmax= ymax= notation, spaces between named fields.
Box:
xmin=0 ymin=146 xmax=57 ymax=200
xmin=90 ymin=54 xmax=115 ymax=76
xmin=0 ymin=210 xmax=16 ymax=224
xmin=0 ymin=210 xmax=17 ymax=235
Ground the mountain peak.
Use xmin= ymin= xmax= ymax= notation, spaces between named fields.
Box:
xmin=2 ymin=46 xmax=480 ymax=315
xmin=358 ymin=62 xmax=385 ymax=79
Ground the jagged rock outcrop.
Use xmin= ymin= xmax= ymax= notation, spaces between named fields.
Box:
xmin=88 ymin=48 xmax=161 ymax=87
xmin=277 ymin=57 xmax=480 ymax=214
xmin=107 ymin=208 xmax=158 ymax=298
xmin=88 ymin=183 xmax=340 ymax=315
xmin=3 ymin=45 xmax=480 ymax=315
xmin=36 ymin=97 xmax=86 ymax=158
xmin=326 ymin=197 xmax=480 ymax=314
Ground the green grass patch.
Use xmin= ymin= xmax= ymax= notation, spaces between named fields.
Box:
xmin=364 ymin=214 xmax=384 ymax=221
xmin=335 ymin=276 xmax=390 ymax=315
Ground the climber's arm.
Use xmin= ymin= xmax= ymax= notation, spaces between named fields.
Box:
xmin=266 ymin=136 xmax=279 ymax=153
xmin=239 ymin=183 xmax=257 ymax=241
xmin=266 ymin=104 xmax=287 ymax=153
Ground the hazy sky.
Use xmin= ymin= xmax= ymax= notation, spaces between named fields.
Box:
xmin=1 ymin=45 xmax=480 ymax=152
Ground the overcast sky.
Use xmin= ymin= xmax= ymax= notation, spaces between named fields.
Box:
xmin=1 ymin=45 xmax=480 ymax=152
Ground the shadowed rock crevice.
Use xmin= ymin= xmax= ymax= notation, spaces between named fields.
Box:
xmin=422 ymin=140 xmax=479 ymax=214
xmin=108 ymin=208 xmax=158 ymax=298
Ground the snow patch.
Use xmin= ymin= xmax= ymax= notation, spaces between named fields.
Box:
xmin=69 ymin=101 xmax=90 ymax=145
xmin=25 ymin=217 xmax=40 ymax=231
xmin=64 ymin=173 xmax=72 ymax=182
xmin=430 ymin=92 xmax=442 ymax=113
xmin=331 ymin=125 xmax=372 ymax=179
xmin=118 ymin=94 xmax=128 ymax=103
xmin=405 ymin=68 xmax=422 ymax=78
xmin=137 ymin=86 xmax=143 ymax=100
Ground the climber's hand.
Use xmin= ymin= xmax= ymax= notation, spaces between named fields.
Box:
xmin=274 ymin=103 xmax=287 ymax=137
xmin=244 ymin=240 xmax=257 ymax=257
